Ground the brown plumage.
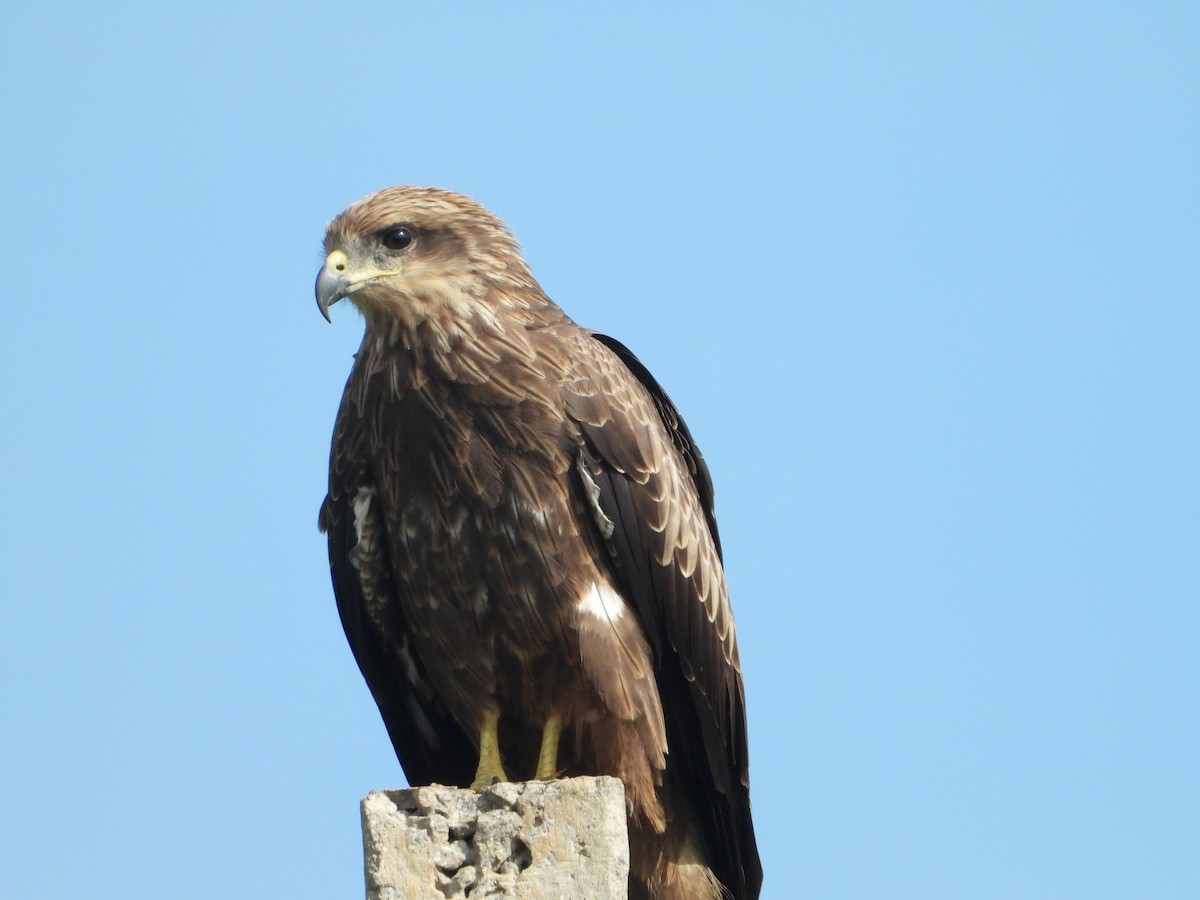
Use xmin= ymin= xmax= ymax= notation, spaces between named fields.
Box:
xmin=316 ymin=186 xmax=761 ymax=900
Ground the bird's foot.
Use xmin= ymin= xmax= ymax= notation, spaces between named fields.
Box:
xmin=533 ymin=713 xmax=563 ymax=780
xmin=470 ymin=709 xmax=509 ymax=789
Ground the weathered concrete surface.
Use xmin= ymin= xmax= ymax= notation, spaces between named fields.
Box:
xmin=362 ymin=776 xmax=629 ymax=899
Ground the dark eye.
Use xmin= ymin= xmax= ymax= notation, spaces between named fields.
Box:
xmin=381 ymin=226 xmax=414 ymax=250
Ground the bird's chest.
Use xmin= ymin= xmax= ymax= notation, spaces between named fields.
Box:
xmin=372 ymin=381 xmax=567 ymax=507
xmin=366 ymin=383 xmax=593 ymax=637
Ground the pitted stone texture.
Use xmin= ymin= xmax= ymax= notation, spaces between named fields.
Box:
xmin=362 ymin=776 xmax=629 ymax=899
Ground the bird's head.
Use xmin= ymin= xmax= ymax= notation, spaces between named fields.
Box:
xmin=315 ymin=186 xmax=539 ymax=328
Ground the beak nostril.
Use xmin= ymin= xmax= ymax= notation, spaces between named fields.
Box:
xmin=335 ymin=263 xmax=346 ymax=271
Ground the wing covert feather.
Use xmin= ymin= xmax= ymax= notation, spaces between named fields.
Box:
xmin=565 ymin=331 xmax=761 ymax=900
xmin=321 ymin=405 xmax=476 ymax=789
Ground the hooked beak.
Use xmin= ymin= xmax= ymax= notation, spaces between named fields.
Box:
xmin=315 ymin=263 xmax=352 ymax=323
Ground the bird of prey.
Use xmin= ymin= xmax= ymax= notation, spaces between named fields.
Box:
xmin=316 ymin=186 xmax=761 ymax=900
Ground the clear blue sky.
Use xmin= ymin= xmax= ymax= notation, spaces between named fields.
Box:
xmin=2 ymin=4 xmax=1197 ymax=898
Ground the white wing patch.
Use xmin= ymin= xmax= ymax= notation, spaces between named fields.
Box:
xmin=577 ymin=580 xmax=627 ymax=625
xmin=352 ymin=485 xmax=375 ymax=547
xmin=576 ymin=454 xmax=616 ymax=538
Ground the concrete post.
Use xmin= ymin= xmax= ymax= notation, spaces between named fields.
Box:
xmin=362 ymin=776 xmax=630 ymax=899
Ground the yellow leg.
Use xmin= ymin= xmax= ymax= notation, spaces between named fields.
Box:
xmin=471 ymin=709 xmax=509 ymax=789
xmin=534 ymin=713 xmax=562 ymax=781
